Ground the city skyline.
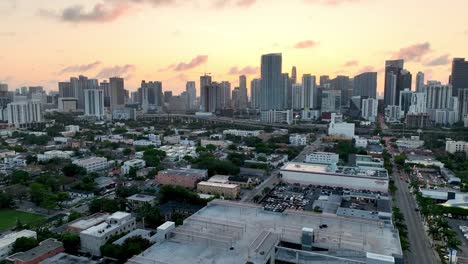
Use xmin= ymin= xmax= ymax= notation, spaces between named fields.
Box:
xmin=1 ymin=0 xmax=467 ymax=93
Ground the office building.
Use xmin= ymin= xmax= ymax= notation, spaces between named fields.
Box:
xmin=164 ymin=91 xmax=173 ymax=103
xmin=361 ymin=97 xmax=378 ymax=122
xmin=0 ymin=230 xmax=37 ymax=260
xmin=260 ymin=53 xmax=283 ymax=110
xmin=238 ymin=75 xmax=248 ymax=109
xmin=200 ymin=75 xmax=212 ymax=111
xmin=353 ymin=72 xmax=377 ymax=99
xmin=291 ymin=83 xmax=303 ymax=110
xmin=197 ymin=181 xmax=240 ymax=199
xmin=416 ymin=72 xmax=425 ymax=92
xmin=186 ymin=81 xmax=197 ymax=110
xmin=141 ymin=81 xmax=163 ymax=112
xmin=289 ymin=134 xmax=307 ymax=146
xmin=80 ymin=212 xmax=136 ymax=256
xmin=84 ymin=88 xmax=105 ymax=120
xmin=384 ymin=105 xmax=402 ymax=123
xmin=72 ymin=157 xmax=108 ymax=173
xmin=399 ymin=89 xmax=413 ymax=116
xmin=109 ymin=77 xmax=125 ymax=108
xmin=408 ymin=92 xmax=427 ymax=114
xmin=58 ymin=97 xmax=77 ymax=112
xmin=446 ymin=140 xmax=468 ymax=154
xmin=302 ymin=74 xmax=316 ymax=109
xmin=399 ymin=70 xmax=412 ymax=91
xmin=250 ymin=78 xmax=261 ymax=109
xmin=458 ymin=88 xmax=468 ymax=121
xmin=331 ymin=75 xmax=351 ymax=106
xmin=260 ymin=109 xmax=293 ymax=124
xmin=7 ymin=100 xmax=43 ymax=128
xmin=156 ymin=168 xmax=208 ymax=189
xmin=384 ymin=59 xmax=404 ymax=106
xmin=423 ymin=83 xmax=452 ymax=110
xmin=305 ymin=152 xmax=339 ymax=165
xmin=321 ymin=90 xmax=341 ymax=113
xmin=291 ymin=66 xmax=297 ymax=84
xmin=450 ymin=58 xmax=468 ymax=96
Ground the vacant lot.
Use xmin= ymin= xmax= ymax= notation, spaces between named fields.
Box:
xmin=0 ymin=209 xmax=45 ymax=232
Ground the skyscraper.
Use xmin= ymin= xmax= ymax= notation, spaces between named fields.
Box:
xmin=109 ymin=77 xmax=125 ymax=109
xmin=218 ymin=81 xmax=231 ymax=109
xmin=399 ymin=89 xmax=413 ymax=116
xmin=291 ymin=66 xmax=297 ymax=84
xmin=77 ymin=75 xmax=89 ymax=110
xmin=58 ymin=82 xmax=73 ymax=98
xmin=331 ymin=76 xmax=351 ymax=106
xmin=186 ymin=81 xmax=196 ymax=110
xmin=423 ymin=83 xmax=452 ymax=110
xmin=302 ymin=74 xmax=316 ymax=109
xmin=238 ymin=75 xmax=248 ymax=109
xmin=353 ymin=72 xmax=377 ymax=99
xmin=141 ymin=81 xmax=163 ymax=112
xmin=416 ymin=72 xmax=425 ymax=92
xmin=292 ymin=84 xmax=303 ymax=110
xmin=0 ymin=83 xmax=8 ymax=92
xmin=399 ymin=70 xmax=412 ymax=91
xmin=200 ymin=75 xmax=212 ymax=111
xmin=100 ymin=81 xmax=110 ymax=107
xmin=319 ymin=75 xmax=330 ymax=86
xmin=260 ymin=53 xmax=283 ymax=110
xmin=321 ymin=90 xmax=342 ymax=113
xmin=450 ymin=58 xmax=468 ymax=96
xmin=282 ymin=73 xmax=292 ymax=109
xmin=458 ymin=88 xmax=468 ymax=121
xmin=384 ymin=59 xmax=404 ymax=107
xmin=84 ymin=88 xmax=105 ymax=120
xmin=250 ymin=79 xmax=261 ymax=109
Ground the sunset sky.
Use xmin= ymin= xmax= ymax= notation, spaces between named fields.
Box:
xmin=1 ymin=0 xmax=467 ymax=96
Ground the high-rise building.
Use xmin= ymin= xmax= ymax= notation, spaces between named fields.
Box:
xmin=141 ymin=81 xmax=163 ymax=112
xmin=201 ymin=84 xmax=218 ymax=113
xmin=84 ymin=88 xmax=105 ymax=120
xmin=218 ymin=81 xmax=231 ymax=109
xmin=361 ymin=98 xmax=378 ymax=122
xmin=0 ymin=83 xmax=8 ymax=92
xmin=319 ymin=76 xmax=330 ymax=86
xmin=291 ymin=66 xmax=297 ymax=84
xmin=423 ymin=83 xmax=452 ymax=110
xmin=238 ymin=75 xmax=248 ymax=109
xmin=399 ymin=89 xmax=413 ymax=116
xmin=164 ymin=91 xmax=173 ymax=104
xmin=399 ymin=70 xmax=412 ymax=91
xmin=232 ymin=87 xmax=240 ymax=109
xmin=250 ymin=79 xmax=261 ymax=109
xmin=302 ymin=74 xmax=316 ymax=109
xmin=282 ymin=73 xmax=292 ymax=109
xmin=28 ymin=86 xmax=43 ymax=94
xmin=416 ymin=72 xmax=425 ymax=92
xmin=458 ymin=88 xmax=468 ymax=121
xmin=292 ymin=84 xmax=303 ymax=110
xmin=260 ymin=53 xmax=283 ymax=110
xmin=109 ymin=77 xmax=125 ymax=109
xmin=7 ymin=100 xmax=43 ymax=128
xmin=186 ymin=81 xmax=196 ymax=110
xmin=200 ymin=75 xmax=212 ymax=111
xmin=450 ymin=58 xmax=468 ymax=96
xmin=331 ymin=76 xmax=351 ymax=106
xmin=58 ymin=82 xmax=73 ymax=98
xmin=321 ymin=90 xmax=341 ymax=113
xmin=353 ymin=72 xmax=377 ymax=99
xmin=100 ymin=81 xmax=111 ymax=107
xmin=384 ymin=59 xmax=404 ymax=107
xmin=408 ymin=92 xmax=427 ymax=114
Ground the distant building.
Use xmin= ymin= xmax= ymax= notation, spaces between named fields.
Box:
xmin=122 ymin=159 xmax=146 ymax=175
xmin=260 ymin=109 xmax=293 ymax=124
xmin=396 ymin=136 xmax=425 ymax=149
xmin=260 ymin=53 xmax=283 ymax=110
xmin=445 ymin=140 xmax=468 ymax=154
xmin=109 ymin=77 xmax=125 ymax=109
xmin=0 ymin=230 xmax=37 ymax=261
xmin=84 ymin=88 xmax=105 ymax=120
xmin=361 ymin=98 xmax=378 ymax=122
xmin=416 ymin=71 xmax=425 ymax=92
xmin=450 ymin=58 xmax=468 ymax=96
xmin=37 ymin=150 xmax=73 ymax=162
xmin=156 ymin=168 xmax=208 ymax=189
xmin=289 ymin=134 xmax=307 ymax=146
xmin=72 ymin=157 xmax=108 ymax=173
xmin=321 ymin=90 xmax=341 ymax=113
xmin=126 ymin=194 xmax=156 ymax=209
xmin=328 ymin=121 xmax=355 ymax=139
xmin=7 ymin=100 xmax=43 ymax=128
xmin=405 ymin=113 xmax=430 ymax=128
xmin=304 ymin=152 xmax=339 ymax=165
xmin=250 ymin=78 xmax=261 ymax=109
xmin=197 ymin=181 xmax=240 ymax=199
xmin=353 ymin=72 xmax=377 ymax=99
xmin=384 ymin=59 xmax=404 ymax=107
xmin=384 ymin=105 xmax=402 ymax=123
xmin=112 ymin=107 xmax=136 ymax=120
xmin=58 ymin=97 xmax=78 ymax=112
xmin=223 ymin=129 xmax=261 ymax=137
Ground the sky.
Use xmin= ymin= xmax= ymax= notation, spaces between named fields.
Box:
xmin=0 ymin=0 xmax=467 ymax=96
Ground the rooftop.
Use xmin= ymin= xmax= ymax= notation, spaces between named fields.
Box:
xmin=198 ymin=181 xmax=239 ymax=189
xmin=158 ymin=168 xmax=207 ymax=178
xmin=129 ymin=200 xmax=402 ymax=264
xmin=0 ymin=230 xmax=36 ymax=248
xmin=281 ymin=162 xmax=388 ymax=179
xmin=68 ymin=213 xmax=109 ymax=231
xmin=7 ymin=238 xmax=62 ymax=262
xmin=39 ymin=253 xmax=96 ymax=264
xmin=127 ymin=194 xmax=156 ymax=202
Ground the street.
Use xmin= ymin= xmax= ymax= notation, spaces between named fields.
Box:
xmin=241 ymin=170 xmax=280 ymax=202
xmin=393 ymin=167 xmax=439 ymax=264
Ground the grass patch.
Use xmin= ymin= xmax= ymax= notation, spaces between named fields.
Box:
xmin=0 ymin=209 xmax=46 ymax=232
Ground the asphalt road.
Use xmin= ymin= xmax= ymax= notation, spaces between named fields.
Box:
xmin=241 ymin=171 xmax=280 ymax=203
xmin=393 ymin=168 xmax=439 ymax=264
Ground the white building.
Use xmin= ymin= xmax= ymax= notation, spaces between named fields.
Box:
xmin=292 ymin=84 xmax=303 ymax=110
xmin=73 ymin=157 xmax=108 ymax=173
xmin=7 ymin=100 xmax=43 ymax=128
xmin=289 ymin=134 xmax=307 ymax=146
xmin=80 ymin=212 xmax=136 ymax=256
xmin=354 ymin=136 xmax=368 ymax=148
xmin=133 ymin=140 xmax=161 ymax=147
xmin=280 ymin=162 xmax=389 ymax=193
xmin=122 ymin=159 xmax=146 ymax=175
xmin=361 ymin=98 xmax=378 ymax=122
xmin=65 ymin=125 xmax=80 ymax=132
xmin=301 ymin=109 xmax=320 ymax=121
xmin=0 ymin=230 xmax=37 ymax=260
xmin=84 ymin=89 xmax=105 ymax=120
xmin=304 ymin=152 xmax=339 ymax=165
xmin=58 ymin=98 xmax=78 ymax=113
xmin=384 ymin=105 xmax=402 ymax=123
xmin=408 ymin=92 xmax=427 ymax=114
xmin=446 ymin=140 xmax=468 ymax=154
xmin=112 ymin=107 xmax=136 ymax=121
xmin=321 ymin=90 xmax=341 ymax=113
xmin=328 ymin=122 xmax=355 ymax=139
xmin=223 ymin=130 xmax=261 ymax=137
xmin=260 ymin=110 xmax=293 ymax=124
xmin=163 ymin=135 xmax=181 ymax=145
xmin=37 ymin=150 xmax=73 ymax=162
xmin=396 ymin=136 xmax=425 ymax=149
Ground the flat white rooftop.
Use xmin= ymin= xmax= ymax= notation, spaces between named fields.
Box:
xmin=0 ymin=230 xmax=36 ymax=248
xmin=281 ymin=162 xmax=388 ymax=179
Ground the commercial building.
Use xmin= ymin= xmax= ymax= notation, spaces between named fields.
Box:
xmin=37 ymin=150 xmax=73 ymax=162
xmin=289 ymin=134 xmax=307 ymax=146
xmin=122 ymin=159 xmax=146 ymax=175
xmin=384 ymin=105 xmax=402 ymax=123
xmin=126 ymin=194 xmax=156 ymax=209
xmin=305 ymin=152 xmax=339 ymax=165
xmin=6 ymin=238 xmax=63 ymax=264
xmin=280 ymin=162 xmax=389 ymax=193
xmin=72 ymin=157 xmax=108 ymax=173
xmin=260 ymin=109 xmax=293 ymax=124
xmin=321 ymin=90 xmax=341 ymax=113
xmin=67 ymin=213 xmax=110 ymax=233
xmin=57 ymin=98 xmax=78 ymax=112
xmin=223 ymin=129 xmax=261 ymax=137
xmin=445 ymin=140 xmax=468 ymax=154
xmin=0 ymin=230 xmax=37 ymax=260
xmin=127 ymin=200 xmax=402 ymax=264
xmin=361 ymin=97 xmax=378 ymax=122
xmin=384 ymin=59 xmax=404 ymax=107
xmin=450 ymin=58 xmax=468 ymax=96
xmin=396 ymin=136 xmax=424 ymax=149
xmin=416 ymin=71 xmax=425 ymax=92
xmin=7 ymin=100 xmax=43 ymax=128
xmin=80 ymin=212 xmax=136 ymax=256
xmin=349 ymin=154 xmax=384 ymax=169
xmin=156 ymin=168 xmax=208 ymax=189
xmin=353 ymin=72 xmax=377 ymax=99
xmin=197 ymin=181 xmax=240 ymax=199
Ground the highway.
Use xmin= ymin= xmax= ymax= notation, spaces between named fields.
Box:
xmin=393 ymin=167 xmax=439 ymax=264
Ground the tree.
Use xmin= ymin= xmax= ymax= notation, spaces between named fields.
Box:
xmin=138 ymin=205 xmax=164 ymax=228
xmin=0 ymin=192 xmax=13 ymax=209
xmin=394 ymin=154 xmax=407 ymax=166
xmin=61 ymin=233 xmax=80 ymax=254
xmin=123 ymin=148 xmax=132 ymax=156
xmin=12 ymin=237 xmax=39 ymax=253
xmin=262 ymin=187 xmax=271 ymax=195
xmin=62 ymin=164 xmax=86 ymax=177
xmin=89 ymin=198 xmax=123 ymax=214
xmin=205 ymin=144 xmax=217 ymax=152
xmin=67 ymin=211 xmax=82 ymax=222
xmin=10 ymin=170 xmax=30 ymax=185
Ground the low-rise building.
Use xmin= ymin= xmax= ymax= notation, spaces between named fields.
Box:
xmin=328 ymin=122 xmax=355 ymax=139
xmin=65 ymin=125 xmax=80 ymax=132
xmin=305 ymin=152 xmax=339 ymax=165
xmin=222 ymin=129 xmax=261 ymax=137
xmin=289 ymin=134 xmax=307 ymax=146
xmin=200 ymin=139 xmax=230 ymax=148
xmin=39 ymin=253 xmax=96 ymax=264
xmin=396 ymin=136 xmax=425 ymax=149
xmin=0 ymin=230 xmax=37 ymax=260
xmin=72 ymin=157 xmax=108 ymax=173
xmin=155 ymin=168 xmax=208 ymax=189
xmin=445 ymin=140 xmax=468 ymax=154
xmin=80 ymin=212 xmax=136 ymax=256
xmin=37 ymin=150 xmax=73 ymax=162
xmin=67 ymin=213 xmax=109 ymax=234
xmin=6 ymin=238 xmax=63 ymax=264
xmin=354 ymin=137 xmax=368 ymax=148
xmin=133 ymin=140 xmax=161 ymax=147
xmin=126 ymin=194 xmax=156 ymax=209
xmin=122 ymin=159 xmax=146 ymax=175
xmin=163 ymin=135 xmax=181 ymax=145
xmin=197 ymin=181 xmax=240 ymax=199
